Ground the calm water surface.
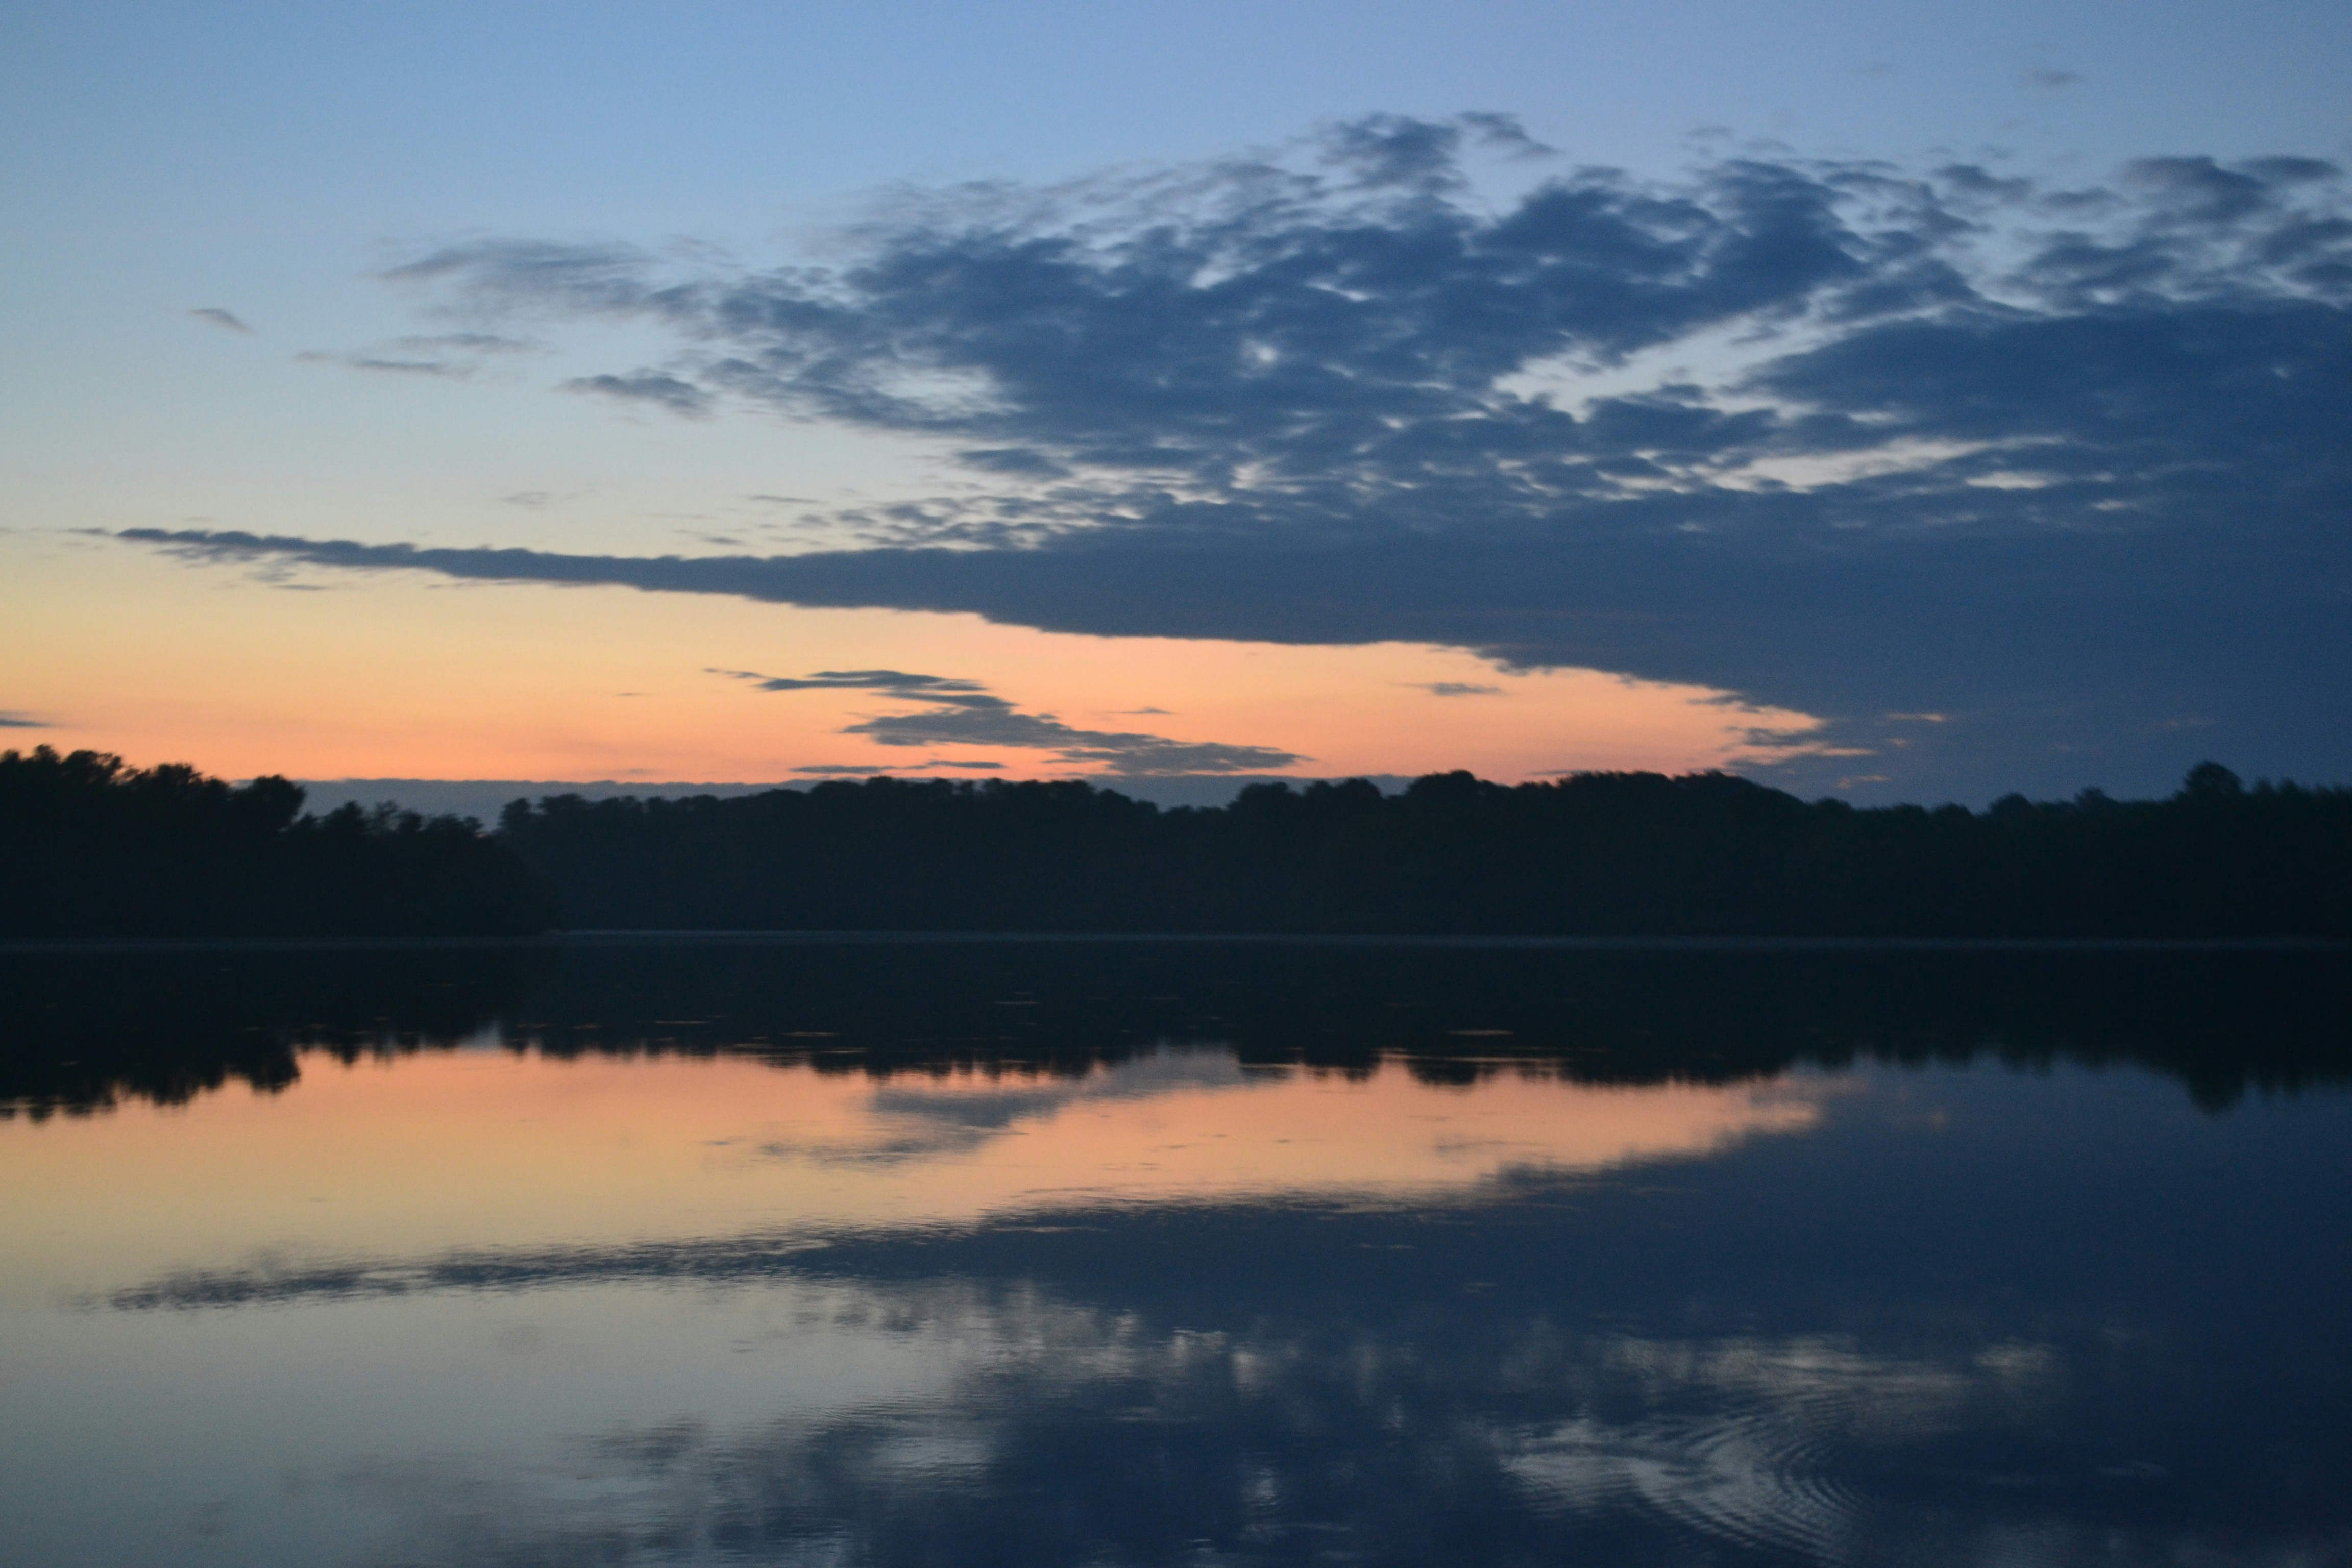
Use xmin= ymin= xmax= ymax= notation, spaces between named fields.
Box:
xmin=3 ymin=942 xmax=2348 ymax=1566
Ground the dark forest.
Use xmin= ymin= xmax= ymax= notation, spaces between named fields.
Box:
xmin=0 ymin=747 xmax=546 ymax=937
xmin=6 ymin=745 xmax=2349 ymax=939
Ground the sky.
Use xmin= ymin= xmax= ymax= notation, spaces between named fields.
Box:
xmin=4 ymin=1 xmax=2347 ymax=804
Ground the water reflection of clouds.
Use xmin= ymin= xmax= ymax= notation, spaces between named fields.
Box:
xmin=8 ymin=1047 xmax=1803 ymax=1300
xmin=15 ymin=952 xmax=2352 ymax=1567
xmin=32 ymin=1046 xmax=2352 ymax=1567
xmin=765 ymin=1048 xmax=1258 ymax=1165
xmin=1503 ymin=1336 xmax=2003 ymax=1563
xmin=305 ymin=1278 xmax=2261 ymax=1568
xmin=71 ymin=1048 xmax=1841 ymax=1311
xmin=741 ymin=1046 xmax=1837 ymax=1213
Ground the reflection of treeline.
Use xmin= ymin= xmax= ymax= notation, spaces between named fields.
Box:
xmin=0 ymin=747 xmax=547 ymax=938
xmin=0 ymin=946 xmax=545 ymax=1119
xmin=6 ymin=942 xmax=2344 ymax=1118
xmin=500 ymin=763 xmax=2352 ymax=936
xmin=499 ymin=941 xmax=2352 ymax=1111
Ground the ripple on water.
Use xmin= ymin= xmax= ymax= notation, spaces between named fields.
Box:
xmin=1500 ymin=1337 xmax=2003 ymax=1564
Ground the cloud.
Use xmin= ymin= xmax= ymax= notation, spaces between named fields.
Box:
xmin=297 ymin=350 xmax=474 ymax=378
xmin=0 ymin=713 xmax=48 ymax=728
xmin=118 ymin=122 xmax=2352 ymax=799
xmin=713 ymin=666 xmax=994 ymax=699
xmin=390 ymin=332 xmax=538 ymax=354
xmin=293 ymin=332 xmax=539 ymax=380
xmin=189 ymin=307 xmax=251 ymax=333
xmin=1413 ymin=682 xmax=1504 ymax=697
xmin=2024 ymin=69 xmax=2082 ymax=89
xmin=783 ymin=759 xmax=999 ymax=773
xmin=957 ymin=447 xmax=1070 ymax=477
xmin=846 ymin=709 xmax=1300 ymax=774
xmin=722 ymin=666 xmax=1304 ymax=775
xmin=563 ymin=371 xmax=711 ymax=416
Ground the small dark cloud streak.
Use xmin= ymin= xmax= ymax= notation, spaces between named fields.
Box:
xmin=565 ymin=371 xmax=711 ymax=416
xmin=295 ymin=333 xmax=540 ymax=380
xmin=714 ymin=668 xmax=991 ymax=698
xmin=714 ymin=667 xmax=1302 ymax=775
xmin=297 ymin=350 xmax=473 ymax=379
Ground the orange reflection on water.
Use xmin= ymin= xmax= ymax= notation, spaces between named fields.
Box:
xmin=0 ymin=1047 xmax=1832 ymax=1298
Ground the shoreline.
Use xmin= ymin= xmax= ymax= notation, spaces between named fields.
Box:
xmin=4 ymin=930 xmax=2347 ymax=956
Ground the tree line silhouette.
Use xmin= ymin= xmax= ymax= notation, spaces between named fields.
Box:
xmin=0 ymin=746 xmax=546 ymax=937
xmin=6 ymin=744 xmax=2348 ymax=938
xmin=501 ymin=761 xmax=2350 ymax=937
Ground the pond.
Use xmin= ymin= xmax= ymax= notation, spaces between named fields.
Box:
xmin=3 ymin=939 xmax=2348 ymax=1566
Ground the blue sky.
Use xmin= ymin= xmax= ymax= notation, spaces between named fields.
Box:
xmin=5 ymin=2 xmax=2347 ymax=801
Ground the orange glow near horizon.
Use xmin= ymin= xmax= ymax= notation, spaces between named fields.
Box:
xmin=0 ymin=1047 xmax=1834 ymax=1297
xmin=0 ymin=535 xmax=1820 ymax=786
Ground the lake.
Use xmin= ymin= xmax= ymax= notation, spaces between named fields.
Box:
xmin=4 ymin=938 xmax=2348 ymax=1566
